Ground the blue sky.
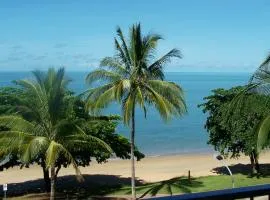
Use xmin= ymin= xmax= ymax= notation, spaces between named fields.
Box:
xmin=0 ymin=0 xmax=270 ymax=72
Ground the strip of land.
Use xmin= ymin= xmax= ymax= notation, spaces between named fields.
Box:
xmin=1 ymin=151 xmax=270 ymax=184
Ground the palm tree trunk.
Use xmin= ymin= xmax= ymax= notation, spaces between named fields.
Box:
xmin=41 ymin=159 xmax=50 ymax=192
xmin=55 ymin=165 xmax=61 ymax=178
xmin=254 ymin=151 xmax=260 ymax=174
xmin=250 ymin=150 xmax=260 ymax=174
xmin=50 ymin=165 xmax=56 ymax=200
xmin=250 ymin=153 xmax=256 ymax=174
xmin=43 ymin=166 xmax=50 ymax=192
xmin=131 ymin=105 xmax=136 ymax=199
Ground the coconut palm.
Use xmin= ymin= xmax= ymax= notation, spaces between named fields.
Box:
xmin=0 ymin=68 xmax=111 ymax=200
xmin=85 ymin=23 xmax=187 ymax=198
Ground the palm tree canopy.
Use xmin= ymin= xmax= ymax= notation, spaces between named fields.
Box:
xmin=249 ymin=56 xmax=270 ymax=95
xmin=0 ymin=68 xmax=111 ymax=179
xmin=85 ymin=23 xmax=187 ymax=125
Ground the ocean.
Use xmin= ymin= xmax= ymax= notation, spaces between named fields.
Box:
xmin=0 ymin=72 xmax=250 ymax=156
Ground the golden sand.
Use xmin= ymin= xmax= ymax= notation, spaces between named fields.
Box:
xmin=1 ymin=151 xmax=270 ymax=184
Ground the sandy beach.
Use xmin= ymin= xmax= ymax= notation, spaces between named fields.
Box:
xmin=1 ymin=151 xmax=270 ymax=185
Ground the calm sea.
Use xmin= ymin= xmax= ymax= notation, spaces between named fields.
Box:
xmin=0 ymin=72 xmax=250 ymax=156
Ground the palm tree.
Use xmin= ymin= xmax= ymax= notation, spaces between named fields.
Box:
xmin=85 ymin=23 xmax=187 ymax=199
xmin=0 ymin=68 xmax=111 ymax=200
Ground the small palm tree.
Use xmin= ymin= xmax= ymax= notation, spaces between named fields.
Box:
xmin=0 ymin=68 xmax=111 ymax=200
xmin=85 ymin=23 xmax=187 ymax=199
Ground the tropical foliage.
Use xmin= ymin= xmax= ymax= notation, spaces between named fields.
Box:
xmin=199 ymin=86 xmax=270 ymax=174
xmin=0 ymin=68 xmax=113 ymax=200
xmin=228 ymin=54 xmax=270 ymax=153
xmin=249 ymin=58 xmax=270 ymax=151
xmin=0 ymin=88 xmax=144 ymax=171
xmin=0 ymin=74 xmax=145 ymax=199
xmin=84 ymin=23 xmax=187 ymax=198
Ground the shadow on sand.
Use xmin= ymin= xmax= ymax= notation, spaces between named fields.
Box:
xmin=212 ymin=163 xmax=270 ymax=177
xmin=0 ymin=174 xmax=144 ymax=199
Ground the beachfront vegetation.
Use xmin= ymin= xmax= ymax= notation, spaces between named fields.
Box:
xmin=0 ymin=68 xmax=144 ymax=200
xmin=0 ymin=68 xmax=113 ymax=200
xmin=249 ymin=58 xmax=270 ymax=152
xmin=199 ymin=86 xmax=270 ymax=174
xmin=227 ymin=55 xmax=270 ymax=153
xmin=84 ymin=23 xmax=187 ymax=198
xmin=0 ymin=87 xmax=144 ymax=178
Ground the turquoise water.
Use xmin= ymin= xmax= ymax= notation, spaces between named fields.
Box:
xmin=0 ymin=72 xmax=250 ymax=156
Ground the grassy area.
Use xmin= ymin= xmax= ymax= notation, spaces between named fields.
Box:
xmin=111 ymin=174 xmax=270 ymax=198
xmin=7 ymin=173 xmax=270 ymax=199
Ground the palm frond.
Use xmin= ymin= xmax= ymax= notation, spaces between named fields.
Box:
xmin=115 ymin=79 xmax=130 ymax=101
xmin=15 ymin=79 xmax=46 ymax=104
xmin=46 ymin=140 xmax=83 ymax=181
xmin=135 ymin=86 xmax=145 ymax=109
xmin=260 ymin=53 xmax=270 ymax=68
xmin=135 ymin=86 xmax=147 ymax=119
xmin=0 ymin=115 xmax=35 ymax=133
xmin=86 ymin=69 xmax=121 ymax=85
xmin=84 ymin=84 xmax=116 ymax=112
xmin=148 ymin=49 xmax=181 ymax=80
xmin=115 ymin=38 xmax=131 ymax=70
xmin=21 ymin=136 xmax=49 ymax=163
xmin=227 ymin=84 xmax=259 ymax=118
xmin=91 ymin=85 xmax=118 ymax=111
xmin=100 ymin=57 xmax=129 ymax=75
xmin=32 ymin=70 xmax=46 ymax=87
xmin=69 ymin=125 xmax=112 ymax=153
xmin=129 ymin=23 xmax=143 ymax=68
xmin=122 ymin=92 xmax=136 ymax=125
xmin=148 ymin=80 xmax=187 ymax=115
xmin=83 ymin=83 xmax=114 ymax=100
xmin=250 ymin=62 xmax=270 ymax=84
xmin=0 ymin=131 xmax=34 ymax=156
xmin=142 ymin=33 xmax=163 ymax=61
xmin=116 ymin=26 xmax=132 ymax=66
xmin=257 ymin=115 xmax=270 ymax=151
xmin=144 ymin=85 xmax=175 ymax=121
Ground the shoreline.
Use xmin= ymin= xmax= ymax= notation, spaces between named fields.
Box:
xmin=109 ymin=148 xmax=214 ymax=160
xmin=144 ymin=149 xmax=214 ymax=157
xmin=1 ymin=151 xmax=270 ymax=184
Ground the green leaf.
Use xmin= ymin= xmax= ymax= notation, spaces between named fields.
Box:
xmin=257 ymin=115 xmax=270 ymax=151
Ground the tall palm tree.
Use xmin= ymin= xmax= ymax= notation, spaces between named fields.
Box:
xmin=0 ymin=68 xmax=111 ymax=200
xmin=85 ymin=23 xmax=187 ymax=198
